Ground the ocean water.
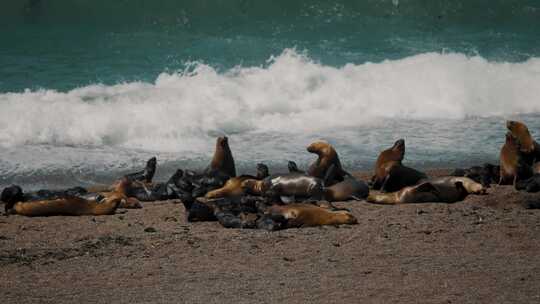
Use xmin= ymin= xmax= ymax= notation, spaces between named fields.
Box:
xmin=1 ymin=0 xmax=540 ymax=189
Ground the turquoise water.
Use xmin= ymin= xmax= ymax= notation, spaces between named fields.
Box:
xmin=1 ymin=1 xmax=540 ymax=188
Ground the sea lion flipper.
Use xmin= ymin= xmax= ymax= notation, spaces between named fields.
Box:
xmin=415 ymin=182 xmax=440 ymax=197
xmin=323 ymin=163 xmax=338 ymax=187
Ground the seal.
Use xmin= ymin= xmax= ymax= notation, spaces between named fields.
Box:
xmin=207 ymin=136 xmax=236 ymax=177
xmin=266 ymin=203 xmax=358 ymax=228
xmin=506 ymin=121 xmax=538 ymax=155
xmin=124 ymin=156 xmax=157 ymax=183
xmin=451 ymin=163 xmax=500 ymax=187
xmin=306 ymin=141 xmax=349 ymax=186
xmin=205 ymin=164 xmax=270 ymax=199
xmin=499 ymin=132 xmax=532 ymax=185
xmin=5 ymin=192 xmax=124 ymax=216
xmin=288 ymin=161 xmax=304 ymax=173
xmin=368 ymin=176 xmax=485 ymax=205
xmin=241 ymin=172 xmax=324 ymax=203
xmin=371 ymin=139 xmax=405 ymax=190
xmin=379 ymin=164 xmax=427 ymax=193
xmin=323 ymin=176 xmax=369 ymax=202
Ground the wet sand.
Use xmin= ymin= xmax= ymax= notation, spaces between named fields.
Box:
xmin=1 ymin=169 xmax=540 ymax=303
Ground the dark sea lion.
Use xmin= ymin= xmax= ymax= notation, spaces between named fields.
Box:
xmin=306 ymin=141 xmax=348 ymax=186
xmin=267 ymin=203 xmax=358 ymax=228
xmin=124 ymin=156 xmax=157 ymax=183
xmin=499 ymin=132 xmax=532 ymax=185
xmin=323 ymin=176 xmax=369 ymax=202
xmin=379 ymin=164 xmax=427 ymax=193
xmin=207 ymin=136 xmax=236 ymax=177
xmin=371 ymin=139 xmax=405 ymax=190
xmin=205 ymin=163 xmax=270 ymax=199
xmin=288 ymin=161 xmax=304 ymax=173
xmin=242 ymin=173 xmax=324 ymax=203
xmin=6 ymin=193 xmax=124 ymax=216
xmin=451 ymin=163 xmax=500 ymax=187
xmin=368 ymin=176 xmax=484 ymax=205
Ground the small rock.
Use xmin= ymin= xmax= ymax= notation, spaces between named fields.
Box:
xmin=144 ymin=227 xmax=157 ymax=233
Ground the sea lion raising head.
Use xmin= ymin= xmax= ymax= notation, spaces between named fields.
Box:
xmin=499 ymin=132 xmax=532 ymax=185
xmin=506 ymin=121 xmax=535 ymax=154
xmin=306 ymin=141 xmax=348 ymax=186
xmin=372 ymin=139 xmax=405 ymax=190
xmin=207 ymin=136 xmax=236 ymax=178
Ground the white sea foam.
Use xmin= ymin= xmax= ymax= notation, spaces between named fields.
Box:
xmin=1 ymin=49 xmax=539 ymax=152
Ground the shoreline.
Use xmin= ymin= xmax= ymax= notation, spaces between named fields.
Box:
xmin=1 ymin=169 xmax=540 ymax=303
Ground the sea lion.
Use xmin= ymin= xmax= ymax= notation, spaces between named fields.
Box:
xmin=426 ymin=176 xmax=487 ymax=195
xmin=506 ymin=121 xmax=538 ymax=155
xmin=124 ymin=156 xmax=157 ymax=183
xmin=323 ymin=176 xmax=369 ymax=202
xmin=207 ymin=136 xmax=236 ymax=177
xmin=5 ymin=193 xmax=124 ymax=216
xmin=266 ymin=203 xmax=358 ymax=229
xmin=371 ymin=139 xmax=405 ymax=190
xmin=306 ymin=141 xmax=348 ymax=186
xmin=379 ymin=164 xmax=427 ymax=193
xmin=499 ymin=132 xmax=532 ymax=185
xmin=288 ymin=161 xmax=304 ymax=173
xmin=451 ymin=163 xmax=500 ymax=187
xmin=205 ymin=164 xmax=270 ymax=199
xmin=241 ymin=173 xmax=324 ymax=203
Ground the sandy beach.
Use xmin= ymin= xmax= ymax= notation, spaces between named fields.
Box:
xmin=1 ymin=169 xmax=540 ymax=303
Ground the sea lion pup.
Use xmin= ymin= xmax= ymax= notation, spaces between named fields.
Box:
xmin=306 ymin=141 xmax=349 ymax=186
xmin=204 ymin=163 xmax=269 ymax=199
xmin=323 ymin=176 xmax=369 ymax=202
xmin=241 ymin=172 xmax=324 ymax=203
xmin=124 ymin=156 xmax=157 ymax=183
xmin=371 ymin=139 xmax=405 ymax=190
xmin=206 ymin=136 xmax=236 ymax=178
xmin=451 ymin=163 xmax=500 ymax=187
xmin=499 ymin=132 xmax=533 ymax=185
xmin=266 ymin=204 xmax=358 ymax=229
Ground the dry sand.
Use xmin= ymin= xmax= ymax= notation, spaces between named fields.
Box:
xmin=1 ymin=170 xmax=540 ymax=303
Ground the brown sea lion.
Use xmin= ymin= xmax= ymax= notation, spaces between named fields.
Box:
xmin=506 ymin=121 xmax=537 ymax=154
xmin=205 ymin=164 xmax=269 ymax=199
xmin=6 ymin=193 xmax=124 ymax=216
xmin=207 ymin=136 xmax=236 ymax=177
xmin=367 ymin=180 xmax=469 ymax=205
xmin=323 ymin=176 xmax=369 ymax=202
xmin=371 ymin=139 xmax=405 ymax=190
xmin=241 ymin=173 xmax=324 ymax=202
xmin=306 ymin=141 xmax=348 ymax=186
xmin=267 ymin=203 xmax=358 ymax=228
xmin=499 ymin=132 xmax=532 ymax=185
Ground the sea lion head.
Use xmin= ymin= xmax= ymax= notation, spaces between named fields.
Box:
xmin=333 ymin=210 xmax=358 ymax=225
xmin=217 ymin=136 xmax=229 ymax=148
xmin=306 ymin=141 xmax=331 ymax=154
xmin=504 ymin=131 xmax=519 ymax=147
xmin=506 ymin=120 xmax=534 ymax=153
xmin=256 ymin=163 xmax=269 ymax=179
xmin=1 ymin=185 xmax=24 ymax=214
xmin=392 ymin=139 xmax=405 ymax=155
xmin=241 ymin=179 xmax=267 ymax=195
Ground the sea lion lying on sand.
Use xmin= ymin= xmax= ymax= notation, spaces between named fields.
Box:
xmin=367 ymin=176 xmax=485 ymax=205
xmin=451 ymin=163 xmax=500 ymax=187
xmin=323 ymin=176 xmax=369 ymax=201
xmin=205 ymin=164 xmax=269 ymax=199
xmin=241 ymin=172 xmax=324 ymax=203
xmin=266 ymin=203 xmax=358 ymax=229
